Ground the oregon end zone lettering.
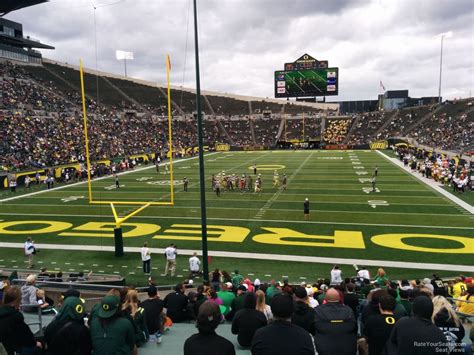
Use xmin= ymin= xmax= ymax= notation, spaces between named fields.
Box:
xmin=252 ymin=228 xmax=365 ymax=249
xmin=371 ymin=234 xmax=474 ymax=254
xmin=0 ymin=220 xmax=472 ymax=254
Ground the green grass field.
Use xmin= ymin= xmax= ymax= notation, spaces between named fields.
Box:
xmin=0 ymin=150 xmax=473 ymax=286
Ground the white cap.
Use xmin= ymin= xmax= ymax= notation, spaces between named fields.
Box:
xmin=188 ymin=279 xmax=194 ymax=285
xmin=305 ymin=198 xmax=309 ymax=201
xmin=225 ymin=282 xmax=233 ymax=289
xmin=254 ymin=278 xmax=261 ymax=286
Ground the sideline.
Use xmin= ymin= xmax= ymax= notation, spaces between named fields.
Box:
xmin=0 ymin=153 xmax=218 ymax=203
xmin=0 ymin=242 xmax=472 ymax=272
xmin=376 ymin=150 xmax=473 ymax=214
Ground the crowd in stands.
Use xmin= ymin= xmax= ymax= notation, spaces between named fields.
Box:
xmin=410 ymin=109 xmax=474 ymax=152
xmin=1 ymin=59 xmax=473 ymax=175
xmin=1 ymin=264 xmax=473 ymax=354
xmin=346 ymin=111 xmax=387 ymax=145
xmin=394 ymin=145 xmax=473 ymax=193
xmin=323 ymin=119 xmax=352 ymax=144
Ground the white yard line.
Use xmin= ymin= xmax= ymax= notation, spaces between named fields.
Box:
xmin=0 ymin=153 xmax=218 ymax=203
xmin=0 ymin=212 xmax=471 ymax=229
xmin=255 ymin=152 xmax=314 ymax=218
xmin=376 ymin=150 xmax=473 ymax=214
xmin=0 ymin=242 xmax=472 ymax=272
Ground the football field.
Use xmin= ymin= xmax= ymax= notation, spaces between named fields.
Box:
xmin=0 ymin=150 xmax=473 ymax=286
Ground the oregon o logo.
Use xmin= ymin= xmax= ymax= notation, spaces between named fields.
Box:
xmin=147 ymin=180 xmax=184 ymax=186
xmin=385 ymin=317 xmax=395 ymax=325
xmin=248 ymin=165 xmax=286 ymax=171
xmin=102 ymin=304 xmax=110 ymax=311
xmin=75 ymin=305 xmax=84 ymax=314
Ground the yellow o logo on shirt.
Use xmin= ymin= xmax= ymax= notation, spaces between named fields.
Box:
xmin=385 ymin=317 xmax=395 ymax=325
xmin=76 ymin=305 xmax=84 ymax=314
xmin=102 ymin=304 xmax=110 ymax=311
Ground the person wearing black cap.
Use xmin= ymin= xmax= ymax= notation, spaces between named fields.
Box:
xmin=231 ymin=293 xmax=267 ymax=348
xmin=291 ymin=286 xmax=316 ymax=334
xmin=251 ymin=293 xmax=316 ymax=355
xmin=44 ymin=296 xmax=92 ymax=355
xmin=90 ymin=295 xmax=136 ymax=355
xmin=184 ymin=301 xmax=235 ymax=355
xmin=386 ymin=295 xmax=448 ymax=354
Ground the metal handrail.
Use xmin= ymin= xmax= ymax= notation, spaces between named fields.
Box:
xmin=20 ymin=303 xmax=43 ymax=333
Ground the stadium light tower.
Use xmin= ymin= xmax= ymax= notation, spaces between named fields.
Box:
xmin=437 ymin=31 xmax=453 ymax=104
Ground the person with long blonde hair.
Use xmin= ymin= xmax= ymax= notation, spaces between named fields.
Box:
xmin=256 ymin=290 xmax=273 ymax=321
xmin=122 ymin=289 xmax=148 ymax=347
xmin=374 ymin=268 xmax=388 ymax=287
xmin=431 ymin=295 xmax=465 ymax=353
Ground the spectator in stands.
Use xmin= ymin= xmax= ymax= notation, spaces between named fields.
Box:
xmin=20 ymin=274 xmax=39 ymax=312
xmin=255 ymin=289 xmax=273 ymax=321
xmin=0 ymin=280 xmax=10 ymax=304
xmin=184 ymin=301 xmax=235 ymax=355
xmin=386 ymin=296 xmax=448 ymax=354
xmin=217 ymin=283 xmax=235 ymax=318
xmin=163 ymin=283 xmax=189 ymax=323
xmin=232 ymin=270 xmax=244 ymax=289
xmin=456 ymin=285 xmax=474 ymax=315
xmin=0 ymin=286 xmax=43 ymax=355
xmin=90 ymin=295 xmax=136 ymax=355
xmin=432 ymin=296 xmax=466 ymax=353
xmin=449 ymin=277 xmax=467 ymax=299
xmin=141 ymin=285 xmax=164 ymax=343
xmin=232 ymin=292 xmax=267 ymax=348
xmin=210 ymin=269 xmax=222 ymax=291
xmin=398 ymin=289 xmax=412 ymax=316
xmin=343 ymin=283 xmax=359 ymax=319
xmin=44 ymin=296 xmax=92 ymax=355
xmin=362 ymin=294 xmax=397 ymax=355
xmin=229 ymin=285 xmax=247 ymax=319
xmin=251 ymin=293 xmax=316 ymax=355
xmin=122 ymin=289 xmax=148 ymax=346
xmin=291 ymin=286 xmax=316 ymax=334
xmin=374 ymin=268 xmax=388 ymax=286
xmin=313 ymin=288 xmax=357 ymax=355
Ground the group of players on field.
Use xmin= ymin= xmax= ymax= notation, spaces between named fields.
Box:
xmin=210 ymin=166 xmax=287 ymax=197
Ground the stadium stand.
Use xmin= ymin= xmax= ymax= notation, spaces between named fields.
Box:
xmin=323 ymin=118 xmax=352 ymax=144
xmin=1 ymin=268 xmax=472 ymax=355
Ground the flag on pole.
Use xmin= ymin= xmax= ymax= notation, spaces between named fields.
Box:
xmin=379 ymin=80 xmax=386 ymax=92
xmin=166 ymin=55 xmax=171 ymax=71
xmin=115 ymin=50 xmax=134 ymax=60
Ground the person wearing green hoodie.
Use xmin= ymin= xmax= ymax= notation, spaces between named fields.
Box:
xmin=44 ymin=296 xmax=92 ymax=355
xmin=90 ymin=296 xmax=136 ymax=355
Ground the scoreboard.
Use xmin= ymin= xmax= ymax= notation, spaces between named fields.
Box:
xmin=274 ymin=54 xmax=339 ymax=98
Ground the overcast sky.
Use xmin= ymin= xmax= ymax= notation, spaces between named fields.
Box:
xmin=8 ymin=0 xmax=474 ymax=102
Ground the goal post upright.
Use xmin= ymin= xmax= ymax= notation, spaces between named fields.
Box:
xmin=79 ymin=57 xmax=176 ymax=257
